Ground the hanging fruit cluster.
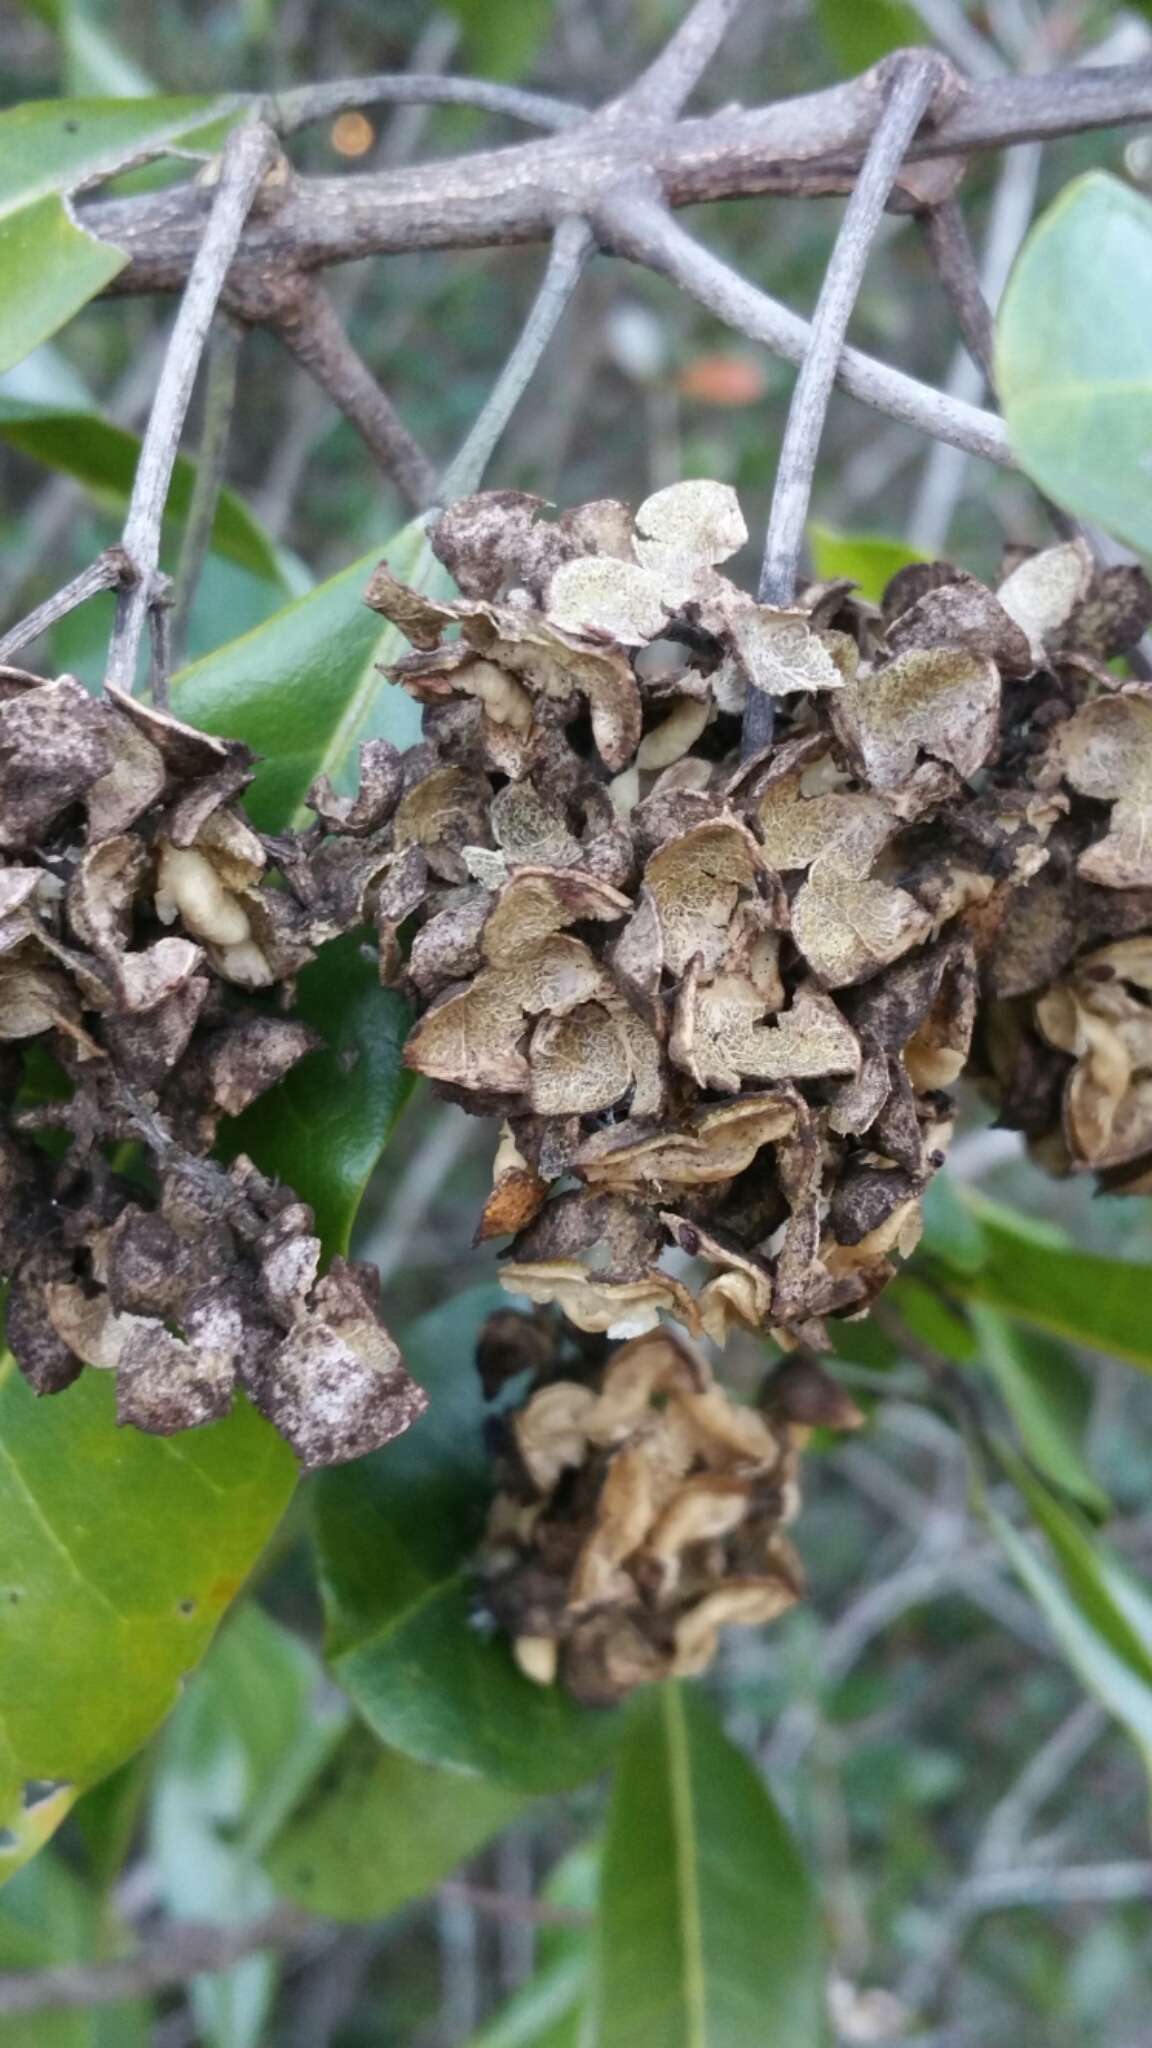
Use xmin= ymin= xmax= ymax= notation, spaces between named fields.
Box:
xmin=3 ymin=480 xmax=1150 ymax=1693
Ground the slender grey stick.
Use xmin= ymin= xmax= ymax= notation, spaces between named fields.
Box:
xmin=0 ymin=549 xmax=133 ymax=665
xmin=607 ymin=0 xmax=749 ymax=120
xmin=438 ymin=218 xmax=594 ymax=502
xmin=271 ymin=74 xmax=583 ymax=136
xmin=148 ymin=573 xmax=174 ymax=710
xmin=920 ymin=195 xmax=999 ymax=378
xmin=104 ymin=119 xmax=278 ymax=695
xmin=743 ymin=56 xmax=951 ymax=752
xmin=169 ymin=314 xmax=243 ymax=664
xmin=758 ymin=56 xmax=950 ymax=609
xmin=600 ymin=189 xmax=1011 ymax=465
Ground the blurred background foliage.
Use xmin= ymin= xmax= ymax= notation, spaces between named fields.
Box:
xmin=3 ymin=2 xmax=1152 ymax=2045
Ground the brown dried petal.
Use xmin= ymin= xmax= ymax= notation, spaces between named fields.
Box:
xmin=499 ymin=1259 xmax=700 ymax=1338
xmin=644 ymin=817 xmax=766 ymax=978
xmin=996 ymin=539 xmax=1093 ymax=662
xmin=884 ymin=573 xmax=1033 ymax=677
xmin=791 ymin=867 xmax=932 ymax=988
xmin=839 ymin=648 xmax=1000 ymax=789
xmin=85 ymin=708 xmax=167 ymax=839
xmin=576 ymin=1092 xmax=799 ymax=1193
xmin=730 ymin=606 xmax=849 ymax=698
xmin=672 ymin=973 xmax=859 ymax=1092
xmin=1054 ymin=696 xmax=1152 ymax=890
xmin=245 ymin=1260 xmax=426 ymax=1469
xmin=116 ymin=1322 xmax=235 ymax=1435
xmin=0 ymin=674 xmax=111 ymax=848
xmin=633 ymin=478 xmax=747 ymax=569
xmin=546 ymin=556 xmax=668 ymax=645
xmin=307 ymin=739 xmax=403 ymax=834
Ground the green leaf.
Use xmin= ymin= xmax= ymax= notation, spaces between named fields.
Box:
xmin=0 ymin=1361 xmax=295 ymax=1883
xmin=969 ymin=1306 xmax=1108 ymax=1517
xmin=443 ymin=0 xmax=555 ymax=79
xmin=990 ymin=1457 xmax=1152 ymax=1778
xmin=0 ymin=1850 xmax=149 ymax=2046
xmin=152 ymin=1605 xmax=344 ymax=2048
xmin=315 ymin=1287 xmax=623 ymax=1793
xmin=955 ymin=1201 xmax=1152 ymax=1370
xmin=0 ymin=96 xmax=231 ymax=371
xmin=997 ymin=172 xmax=1152 ymax=556
xmin=807 ymin=522 xmax=925 ymax=603
xmin=595 ymin=1686 xmax=825 ymax=2048
xmin=0 ymin=399 xmax=285 ymax=583
xmin=174 ymin=523 xmax=433 ymax=831
xmin=815 ymin=0 xmax=923 ymax=75
xmin=221 ymin=934 xmax=412 ymax=1258
xmin=265 ymin=1722 xmax=521 ymax=1921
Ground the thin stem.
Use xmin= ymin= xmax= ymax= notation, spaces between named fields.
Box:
xmin=148 ymin=574 xmax=174 ymax=710
xmin=600 ymin=187 xmax=1011 ymax=466
xmin=0 ymin=1906 xmax=314 ymax=2017
xmin=272 ymin=279 xmax=437 ymax=510
xmin=169 ymin=314 xmax=243 ymax=664
xmin=0 ymin=549 xmax=132 ymax=665
xmin=438 ymin=218 xmax=594 ymax=502
xmin=104 ymin=118 xmax=278 ymax=695
xmin=608 ymin=0 xmax=748 ymax=121
xmin=272 ymin=74 xmax=583 ymax=137
xmin=758 ymin=56 xmax=950 ymax=612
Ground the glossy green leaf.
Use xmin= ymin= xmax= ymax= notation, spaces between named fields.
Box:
xmin=0 ymin=96 xmax=229 ymax=372
xmin=997 ymin=172 xmax=1152 ymax=556
xmin=152 ymin=1605 xmax=344 ymax=2048
xmin=815 ymin=0 xmax=923 ymax=76
xmin=0 ymin=1850 xmax=149 ymax=2046
xmin=174 ymin=523 xmax=433 ymax=831
xmin=316 ymin=1287 xmax=623 ymax=1793
xmin=990 ymin=1458 xmax=1152 ymax=1777
xmin=0 ymin=400 xmax=284 ymax=583
xmin=265 ymin=1722 xmax=521 ymax=1921
xmin=595 ymin=1686 xmax=825 ymax=2048
xmin=0 ymin=1361 xmax=295 ymax=1883
xmin=955 ymin=1202 xmax=1152 ymax=1370
xmin=808 ymin=522 xmax=924 ymax=602
xmin=969 ymin=1307 xmax=1108 ymax=1517
xmin=222 ymin=935 xmax=412 ymax=1258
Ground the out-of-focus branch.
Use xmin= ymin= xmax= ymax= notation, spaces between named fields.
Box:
xmin=104 ymin=119 xmax=279 ymax=694
xmin=0 ymin=1906 xmax=315 ymax=2016
xmin=438 ymin=218 xmax=594 ymax=502
xmin=600 ymin=185 xmax=1011 ymax=464
xmin=269 ymin=278 xmax=437 ymax=509
xmin=606 ymin=0 xmax=749 ymax=121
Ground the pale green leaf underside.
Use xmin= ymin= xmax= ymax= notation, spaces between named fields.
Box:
xmin=997 ymin=171 xmax=1152 ymax=555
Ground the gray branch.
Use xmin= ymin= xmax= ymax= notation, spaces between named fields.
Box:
xmin=271 ymin=74 xmax=583 ymax=136
xmin=759 ymin=54 xmax=951 ymax=611
xmin=104 ymin=119 xmax=279 ymax=694
xmin=80 ymin=63 xmax=1152 ymax=295
xmin=0 ymin=549 xmax=133 ymax=665
xmin=600 ymin=185 xmax=1010 ymax=465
